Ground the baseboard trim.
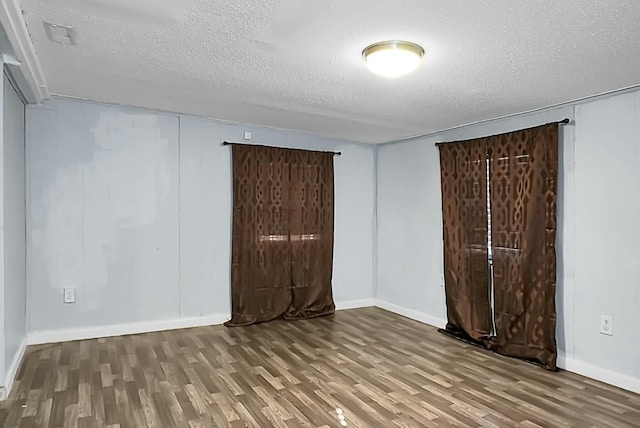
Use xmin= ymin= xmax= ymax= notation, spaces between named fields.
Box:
xmin=27 ymin=314 xmax=231 ymax=345
xmin=374 ymin=301 xmax=640 ymax=394
xmin=27 ymin=299 xmax=376 ymax=346
xmin=374 ymin=299 xmax=447 ymax=329
xmin=19 ymin=301 xmax=640 ymax=395
xmin=557 ymin=353 xmax=640 ymax=394
xmin=335 ymin=298 xmax=376 ymax=310
xmin=4 ymin=300 xmax=443 ymax=401
xmin=2 ymin=337 xmax=27 ymax=400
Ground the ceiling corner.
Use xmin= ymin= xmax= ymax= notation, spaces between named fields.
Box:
xmin=0 ymin=0 xmax=49 ymax=103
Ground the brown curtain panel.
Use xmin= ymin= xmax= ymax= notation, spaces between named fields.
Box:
xmin=286 ymin=149 xmax=336 ymax=319
xmin=226 ymin=144 xmax=335 ymax=327
xmin=488 ymin=124 xmax=559 ymax=370
xmin=439 ymin=140 xmax=492 ymax=341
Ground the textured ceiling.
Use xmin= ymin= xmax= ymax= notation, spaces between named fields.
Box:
xmin=17 ymin=0 xmax=640 ymax=143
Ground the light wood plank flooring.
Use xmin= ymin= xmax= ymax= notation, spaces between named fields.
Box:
xmin=1 ymin=307 xmax=639 ymax=427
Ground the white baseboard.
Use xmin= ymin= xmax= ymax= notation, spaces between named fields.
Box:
xmin=557 ymin=353 xmax=640 ymax=394
xmin=2 ymin=337 xmax=27 ymax=400
xmin=27 ymin=299 xmax=375 ymax=345
xmin=335 ymin=298 xmax=376 ymax=310
xmin=27 ymin=299 xmax=376 ymax=346
xmin=374 ymin=300 xmax=640 ymax=395
xmin=18 ymin=300 xmax=640 ymax=396
xmin=374 ymin=299 xmax=447 ymax=329
xmin=27 ymin=314 xmax=230 ymax=345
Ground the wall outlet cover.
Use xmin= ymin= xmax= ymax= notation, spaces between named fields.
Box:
xmin=600 ymin=315 xmax=613 ymax=336
xmin=63 ymin=288 xmax=76 ymax=304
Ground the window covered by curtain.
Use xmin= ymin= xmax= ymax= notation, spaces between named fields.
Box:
xmin=439 ymin=140 xmax=492 ymax=341
xmin=225 ymin=144 xmax=335 ymax=327
xmin=439 ymin=123 xmax=559 ymax=370
xmin=488 ymin=124 xmax=559 ymax=370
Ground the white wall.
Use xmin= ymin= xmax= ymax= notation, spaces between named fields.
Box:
xmin=26 ymin=98 xmax=376 ymax=336
xmin=178 ymin=117 xmax=375 ymax=317
xmin=27 ymin=99 xmax=180 ymax=332
xmin=375 ymin=136 xmax=446 ymax=325
xmin=1 ymin=72 xmax=27 ymax=396
xmin=0 ymin=68 xmax=5 ymax=398
xmin=377 ymin=105 xmax=574 ymax=329
xmin=378 ymin=90 xmax=640 ymax=393
xmin=572 ymin=91 xmax=640 ymax=388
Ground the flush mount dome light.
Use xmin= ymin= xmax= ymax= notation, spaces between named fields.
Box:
xmin=362 ymin=40 xmax=424 ymax=78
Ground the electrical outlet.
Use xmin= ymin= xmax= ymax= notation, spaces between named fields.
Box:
xmin=244 ymin=131 xmax=252 ymax=140
xmin=63 ymin=288 xmax=76 ymax=304
xmin=600 ymin=315 xmax=613 ymax=336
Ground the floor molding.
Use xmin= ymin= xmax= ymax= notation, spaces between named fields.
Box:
xmin=335 ymin=298 xmax=376 ymax=310
xmin=374 ymin=299 xmax=447 ymax=329
xmin=557 ymin=353 xmax=640 ymax=394
xmin=27 ymin=314 xmax=231 ymax=345
xmin=8 ymin=308 xmax=639 ymax=425
xmin=18 ymin=300 xmax=640 ymax=396
xmin=2 ymin=337 xmax=27 ymax=401
xmin=376 ymin=300 xmax=640 ymax=395
xmin=27 ymin=298 xmax=376 ymax=346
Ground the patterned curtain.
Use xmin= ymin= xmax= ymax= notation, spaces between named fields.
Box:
xmin=488 ymin=124 xmax=558 ymax=370
xmin=286 ymin=149 xmax=336 ymax=319
xmin=439 ymin=123 xmax=559 ymax=370
xmin=439 ymin=140 xmax=492 ymax=341
xmin=225 ymin=144 xmax=335 ymax=327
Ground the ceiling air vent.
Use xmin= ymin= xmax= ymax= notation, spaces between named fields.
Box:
xmin=43 ymin=21 xmax=78 ymax=45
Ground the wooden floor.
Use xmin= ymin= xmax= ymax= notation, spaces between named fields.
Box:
xmin=1 ymin=308 xmax=639 ymax=427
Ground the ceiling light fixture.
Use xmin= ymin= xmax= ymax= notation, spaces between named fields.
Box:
xmin=362 ymin=40 xmax=424 ymax=78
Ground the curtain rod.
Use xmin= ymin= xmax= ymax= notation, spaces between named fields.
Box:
xmin=434 ymin=118 xmax=571 ymax=147
xmin=221 ymin=141 xmax=341 ymax=155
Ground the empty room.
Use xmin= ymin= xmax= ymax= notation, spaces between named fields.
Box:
xmin=0 ymin=0 xmax=639 ymax=426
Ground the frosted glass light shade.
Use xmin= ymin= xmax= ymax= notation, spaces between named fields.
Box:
xmin=362 ymin=41 xmax=425 ymax=78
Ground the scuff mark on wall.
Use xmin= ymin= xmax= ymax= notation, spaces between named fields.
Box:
xmin=30 ymin=101 xmax=179 ymax=325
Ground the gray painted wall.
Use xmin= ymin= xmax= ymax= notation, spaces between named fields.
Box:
xmin=0 ymin=68 xmax=4 ymax=395
xmin=572 ymin=91 xmax=640 ymax=384
xmin=1 ymin=72 xmax=26 ymax=392
xmin=26 ymin=98 xmax=376 ymax=333
xmin=376 ymin=89 xmax=640 ymax=392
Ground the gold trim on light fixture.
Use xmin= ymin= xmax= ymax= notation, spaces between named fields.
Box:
xmin=362 ymin=40 xmax=424 ymax=59
xmin=362 ymin=40 xmax=425 ymax=78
